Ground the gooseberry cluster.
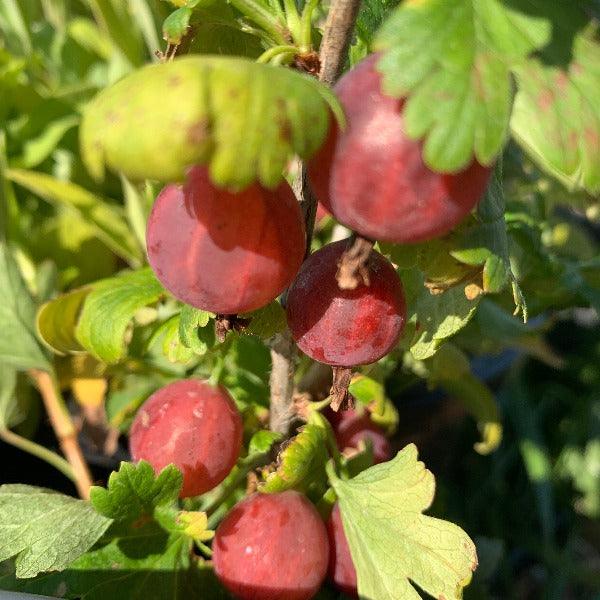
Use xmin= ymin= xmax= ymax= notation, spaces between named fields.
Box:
xmin=130 ymin=379 xmax=359 ymax=599
xmin=132 ymin=51 xmax=491 ymax=599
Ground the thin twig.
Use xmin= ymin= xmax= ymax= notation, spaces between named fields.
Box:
xmin=29 ymin=369 xmax=93 ymax=500
xmin=268 ymin=0 xmax=362 ymax=436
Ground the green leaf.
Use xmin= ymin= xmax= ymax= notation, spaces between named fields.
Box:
xmin=81 ymin=0 xmax=145 ymax=68
xmin=90 ymin=461 xmax=182 ymax=523
xmin=248 ymin=429 xmax=282 ymax=456
xmin=328 ymin=445 xmax=477 ymax=600
xmin=6 ymin=169 xmax=143 ymax=266
xmin=75 ymin=268 xmax=165 ymax=363
xmin=375 ymin=0 xmax=550 ymax=171
xmin=120 ymin=175 xmax=152 ymax=251
xmin=105 ymin=375 xmax=158 ymax=430
xmin=36 ymin=287 xmax=90 ymax=355
xmin=348 ymin=374 xmax=398 ymax=436
xmin=242 ymin=300 xmax=287 ymax=340
xmin=451 ymin=166 xmax=511 ymax=295
xmin=0 ymin=363 xmax=21 ymax=429
xmin=0 ymin=525 xmax=228 ymax=600
xmin=0 ymin=244 xmax=50 ymax=371
xmin=511 ymin=28 xmax=600 ymax=194
xmin=179 ymin=305 xmax=214 ymax=355
xmin=0 ymin=484 xmax=112 ymax=578
xmin=156 ymin=314 xmax=196 ymax=364
xmin=401 ymin=268 xmax=479 ymax=360
xmin=261 ymin=412 xmax=330 ymax=493
xmin=163 ymin=7 xmax=192 ymax=44
xmin=80 ymin=55 xmax=341 ymax=189
xmin=19 ymin=115 xmax=80 ymax=168
xmin=184 ymin=4 xmax=264 ymax=58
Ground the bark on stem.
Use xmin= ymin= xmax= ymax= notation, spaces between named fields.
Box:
xmin=268 ymin=0 xmax=362 ymax=435
xmin=29 ymin=369 xmax=93 ymax=500
xmin=269 ymin=331 xmax=298 ymax=435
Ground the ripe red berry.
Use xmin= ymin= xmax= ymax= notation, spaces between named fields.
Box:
xmin=331 ymin=408 xmax=391 ymax=464
xmin=147 ymin=166 xmax=306 ymax=314
xmin=309 ymin=53 xmax=492 ymax=243
xmin=129 ymin=379 xmax=242 ymax=497
xmin=326 ymin=503 xmax=357 ymax=597
xmin=286 ymin=240 xmax=406 ymax=367
xmin=213 ymin=491 xmax=329 ymax=600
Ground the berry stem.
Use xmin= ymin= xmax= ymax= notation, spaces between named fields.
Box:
xmin=336 ymin=234 xmax=374 ymax=290
xmin=28 ymin=369 xmax=93 ymax=500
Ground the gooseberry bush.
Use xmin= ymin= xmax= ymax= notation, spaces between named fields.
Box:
xmin=0 ymin=1 xmax=599 ymax=599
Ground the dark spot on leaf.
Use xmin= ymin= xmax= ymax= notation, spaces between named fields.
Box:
xmin=584 ymin=127 xmax=599 ymax=150
xmin=537 ymin=89 xmax=553 ymax=112
xmin=570 ymin=62 xmax=583 ymax=76
xmin=132 ymin=514 xmax=152 ymax=529
xmin=168 ymin=75 xmax=182 ymax=87
xmin=278 ymin=118 xmax=292 ymax=143
xmin=187 ymin=119 xmax=209 ymax=145
xmin=228 ymin=88 xmax=240 ymax=99
xmin=555 ymin=71 xmax=569 ymax=91
xmin=105 ymin=110 xmax=119 ymax=124
xmin=275 ymin=97 xmax=286 ymax=112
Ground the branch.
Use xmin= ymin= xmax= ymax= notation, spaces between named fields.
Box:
xmin=29 ymin=369 xmax=93 ymax=500
xmin=318 ymin=0 xmax=363 ymax=86
xmin=268 ymin=0 xmax=361 ymax=436
xmin=269 ymin=330 xmax=298 ymax=435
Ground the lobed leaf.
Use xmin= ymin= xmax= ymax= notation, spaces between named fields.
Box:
xmin=375 ymin=0 xmax=548 ymax=171
xmin=0 ymin=485 xmax=111 ymax=579
xmin=90 ymin=461 xmax=182 ymax=523
xmin=80 ymin=55 xmax=341 ymax=190
xmin=328 ymin=445 xmax=478 ymax=600
xmin=511 ymin=27 xmax=600 ymax=194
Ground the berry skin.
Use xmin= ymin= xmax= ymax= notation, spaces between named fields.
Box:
xmin=129 ymin=379 xmax=242 ymax=498
xmin=286 ymin=240 xmax=406 ymax=367
xmin=326 ymin=503 xmax=358 ymax=597
xmin=309 ymin=53 xmax=492 ymax=243
xmin=331 ymin=408 xmax=391 ymax=464
xmin=146 ymin=165 xmax=305 ymax=314
xmin=212 ymin=491 xmax=329 ymax=600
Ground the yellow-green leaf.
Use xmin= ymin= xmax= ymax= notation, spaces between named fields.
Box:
xmin=36 ymin=287 xmax=90 ymax=355
xmin=328 ymin=444 xmax=478 ymax=600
